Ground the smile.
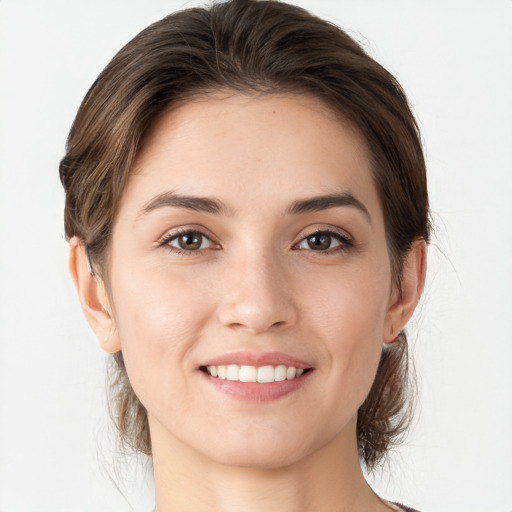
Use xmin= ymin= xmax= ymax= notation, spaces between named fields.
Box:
xmin=205 ymin=364 xmax=307 ymax=382
xmin=200 ymin=352 xmax=314 ymax=400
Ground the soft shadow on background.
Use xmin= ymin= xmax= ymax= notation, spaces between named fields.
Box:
xmin=0 ymin=1 xmax=511 ymax=511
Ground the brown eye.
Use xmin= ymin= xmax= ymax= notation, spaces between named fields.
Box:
xmin=178 ymin=233 xmax=202 ymax=250
xmin=168 ymin=231 xmax=212 ymax=251
xmin=297 ymin=231 xmax=349 ymax=252
xmin=306 ymin=233 xmax=332 ymax=250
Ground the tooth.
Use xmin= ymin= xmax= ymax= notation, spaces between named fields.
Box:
xmin=274 ymin=365 xmax=287 ymax=382
xmin=286 ymin=366 xmax=296 ymax=380
xmin=239 ymin=365 xmax=257 ymax=382
xmin=257 ymin=365 xmax=275 ymax=383
xmin=227 ymin=364 xmax=240 ymax=381
xmin=210 ymin=364 xmax=306 ymax=382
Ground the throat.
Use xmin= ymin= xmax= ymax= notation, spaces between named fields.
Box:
xmin=150 ymin=414 xmax=380 ymax=512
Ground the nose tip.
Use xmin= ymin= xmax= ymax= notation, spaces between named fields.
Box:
xmin=223 ymin=304 xmax=293 ymax=335
xmin=217 ymin=259 xmax=298 ymax=334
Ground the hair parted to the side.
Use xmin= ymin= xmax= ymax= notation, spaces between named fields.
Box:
xmin=60 ymin=0 xmax=430 ymax=471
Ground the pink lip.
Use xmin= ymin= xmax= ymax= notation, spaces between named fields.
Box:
xmin=200 ymin=370 xmax=312 ymax=401
xmin=201 ymin=351 xmax=312 ymax=369
xmin=199 ymin=351 xmax=314 ymax=402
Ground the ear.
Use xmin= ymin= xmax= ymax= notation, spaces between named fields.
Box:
xmin=68 ymin=236 xmax=121 ymax=353
xmin=383 ymin=238 xmax=427 ymax=343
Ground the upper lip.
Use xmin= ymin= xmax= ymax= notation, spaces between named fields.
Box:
xmin=201 ymin=351 xmax=313 ymax=369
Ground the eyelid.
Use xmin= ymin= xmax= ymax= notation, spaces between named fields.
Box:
xmin=296 ymin=225 xmax=353 ymax=243
xmin=156 ymin=224 xmax=354 ymax=254
xmin=293 ymin=226 xmax=354 ymax=251
xmin=157 ymin=225 xmax=220 ymax=250
xmin=169 ymin=232 xmax=213 ymax=250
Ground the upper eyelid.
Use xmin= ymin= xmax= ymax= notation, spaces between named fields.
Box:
xmin=160 ymin=229 xmax=219 ymax=255
xmin=296 ymin=226 xmax=353 ymax=243
xmin=158 ymin=225 xmax=217 ymax=245
xmin=292 ymin=228 xmax=355 ymax=253
xmin=157 ymin=225 xmax=353 ymax=249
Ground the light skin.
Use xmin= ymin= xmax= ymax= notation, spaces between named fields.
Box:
xmin=70 ymin=93 xmax=426 ymax=512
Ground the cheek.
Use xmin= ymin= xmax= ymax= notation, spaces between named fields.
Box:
xmin=301 ymin=263 xmax=389 ymax=396
xmin=302 ymin=259 xmax=390 ymax=339
xmin=109 ymin=264 xmax=215 ymax=399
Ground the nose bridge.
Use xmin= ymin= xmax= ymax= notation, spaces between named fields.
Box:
xmin=218 ymin=243 xmax=297 ymax=334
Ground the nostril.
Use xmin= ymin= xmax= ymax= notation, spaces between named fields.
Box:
xmin=218 ymin=291 xmax=298 ymax=334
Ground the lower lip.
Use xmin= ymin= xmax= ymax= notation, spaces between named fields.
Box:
xmin=200 ymin=371 xmax=312 ymax=401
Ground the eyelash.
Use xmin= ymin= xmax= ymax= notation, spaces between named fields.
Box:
xmin=159 ymin=228 xmax=354 ymax=255
xmin=294 ymin=229 xmax=354 ymax=254
xmin=159 ymin=228 xmax=217 ymax=255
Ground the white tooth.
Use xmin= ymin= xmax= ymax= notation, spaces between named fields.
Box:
xmin=227 ymin=364 xmax=240 ymax=381
xmin=218 ymin=365 xmax=227 ymax=379
xmin=209 ymin=365 xmax=218 ymax=377
xmin=286 ymin=366 xmax=297 ymax=380
xmin=296 ymin=368 xmax=304 ymax=377
xmin=274 ymin=365 xmax=287 ymax=382
xmin=239 ymin=365 xmax=257 ymax=382
xmin=257 ymin=365 xmax=275 ymax=383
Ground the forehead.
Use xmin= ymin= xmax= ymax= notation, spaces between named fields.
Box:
xmin=121 ymin=93 xmax=382 ymax=222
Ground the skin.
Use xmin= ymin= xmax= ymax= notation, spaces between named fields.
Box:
xmin=70 ymin=93 xmax=426 ymax=512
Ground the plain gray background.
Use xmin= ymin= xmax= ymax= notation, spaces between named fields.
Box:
xmin=1 ymin=1 xmax=511 ymax=511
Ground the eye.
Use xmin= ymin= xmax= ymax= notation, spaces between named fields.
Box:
xmin=296 ymin=231 xmax=351 ymax=252
xmin=166 ymin=231 xmax=213 ymax=251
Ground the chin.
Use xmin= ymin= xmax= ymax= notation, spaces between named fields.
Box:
xmin=210 ymin=443 xmax=309 ymax=470
xmin=193 ymin=425 xmax=328 ymax=470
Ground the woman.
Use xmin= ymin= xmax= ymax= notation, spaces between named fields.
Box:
xmin=60 ymin=1 xmax=428 ymax=510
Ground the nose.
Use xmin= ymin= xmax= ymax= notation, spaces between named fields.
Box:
xmin=217 ymin=251 xmax=298 ymax=334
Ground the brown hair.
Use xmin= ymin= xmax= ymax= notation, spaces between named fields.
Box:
xmin=60 ymin=0 xmax=430 ymax=470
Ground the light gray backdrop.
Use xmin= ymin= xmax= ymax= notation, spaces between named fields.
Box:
xmin=0 ymin=1 xmax=511 ymax=511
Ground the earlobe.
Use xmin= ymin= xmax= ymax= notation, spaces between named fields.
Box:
xmin=68 ymin=237 xmax=121 ymax=353
xmin=384 ymin=238 xmax=427 ymax=344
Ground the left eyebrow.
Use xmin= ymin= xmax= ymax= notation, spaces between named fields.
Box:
xmin=285 ymin=193 xmax=371 ymax=223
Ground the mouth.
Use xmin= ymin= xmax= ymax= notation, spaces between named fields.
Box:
xmin=198 ymin=351 xmax=314 ymax=400
xmin=200 ymin=364 xmax=312 ymax=383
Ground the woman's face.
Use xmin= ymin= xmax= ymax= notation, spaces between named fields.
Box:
xmin=103 ymin=93 xmax=401 ymax=468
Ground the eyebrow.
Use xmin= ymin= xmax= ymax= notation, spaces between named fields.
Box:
xmin=138 ymin=191 xmax=370 ymax=222
xmin=140 ymin=191 xmax=231 ymax=217
xmin=286 ymin=193 xmax=371 ymax=222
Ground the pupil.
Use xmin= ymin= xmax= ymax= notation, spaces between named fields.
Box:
xmin=179 ymin=233 xmax=201 ymax=250
xmin=308 ymin=234 xmax=331 ymax=250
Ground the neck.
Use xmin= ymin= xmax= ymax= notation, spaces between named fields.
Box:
xmin=150 ymin=417 xmax=388 ymax=512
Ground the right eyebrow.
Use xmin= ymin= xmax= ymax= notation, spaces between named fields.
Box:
xmin=138 ymin=191 xmax=232 ymax=219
